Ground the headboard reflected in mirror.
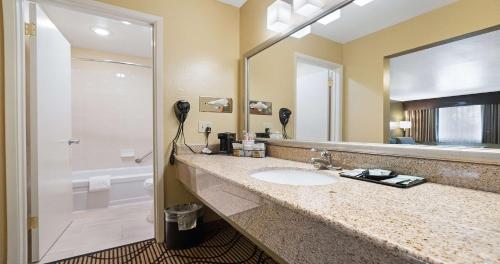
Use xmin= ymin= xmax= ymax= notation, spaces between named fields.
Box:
xmin=244 ymin=0 xmax=500 ymax=154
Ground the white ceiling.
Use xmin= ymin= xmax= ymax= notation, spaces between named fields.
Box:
xmin=40 ymin=3 xmax=152 ymax=58
xmin=390 ymin=29 xmax=500 ymax=102
xmin=217 ymin=0 xmax=248 ymax=8
xmin=312 ymin=0 xmax=457 ymax=44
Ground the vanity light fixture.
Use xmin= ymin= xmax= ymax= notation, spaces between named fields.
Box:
xmin=291 ymin=25 xmax=311 ymax=38
xmin=92 ymin=27 xmax=110 ymax=36
xmin=353 ymin=0 xmax=374 ymax=6
xmin=121 ymin=21 xmax=131 ymax=25
xmin=115 ymin=73 xmax=126 ymax=78
xmin=293 ymin=0 xmax=323 ymax=17
xmin=267 ymin=0 xmax=292 ymax=33
xmin=317 ymin=9 xmax=341 ymax=25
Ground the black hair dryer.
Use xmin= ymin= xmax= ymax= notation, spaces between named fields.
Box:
xmin=170 ymin=100 xmax=191 ymax=165
xmin=174 ymin=100 xmax=191 ymax=123
xmin=279 ymin=108 xmax=292 ymax=139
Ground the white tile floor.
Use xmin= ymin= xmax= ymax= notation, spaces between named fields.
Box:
xmin=41 ymin=201 xmax=154 ymax=263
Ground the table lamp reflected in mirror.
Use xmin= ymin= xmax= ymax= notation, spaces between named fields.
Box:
xmin=399 ymin=121 xmax=412 ymax=137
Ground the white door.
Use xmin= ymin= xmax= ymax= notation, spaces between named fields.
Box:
xmin=296 ymin=61 xmax=331 ymax=141
xmin=27 ymin=3 xmax=73 ymax=261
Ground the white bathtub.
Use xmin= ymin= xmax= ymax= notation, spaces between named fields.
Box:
xmin=72 ymin=166 xmax=153 ymax=211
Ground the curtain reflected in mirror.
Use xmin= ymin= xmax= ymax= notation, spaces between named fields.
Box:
xmin=483 ymin=104 xmax=500 ymax=144
xmin=405 ymin=109 xmax=437 ymax=144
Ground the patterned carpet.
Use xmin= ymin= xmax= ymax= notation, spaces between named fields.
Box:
xmin=48 ymin=222 xmax=277 ymax=264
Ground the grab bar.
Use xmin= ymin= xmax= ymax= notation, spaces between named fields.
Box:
xmin=135 ymin=151 xmax=153 ymax=164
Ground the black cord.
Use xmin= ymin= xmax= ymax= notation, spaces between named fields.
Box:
xmin=204 ymin=127 xmax=211 ymax=148
xmin=169 ymin=122 xmax=183 ymax=165
xmin=282 ymin=125 xmax=288 ymax=139
xmin=169 ymin=111 xmax=199 ymax=164
xmin=181 ymin=122 xmax=196 ymax=154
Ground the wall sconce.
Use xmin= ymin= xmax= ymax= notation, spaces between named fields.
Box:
xmin=291 ymin=25 xmax=311 ymax=38
xmin=267 ymin=0 xmax=292 ymax=33
xmin=399 ymin=121 xmax=411 ymax=137
xmin=293 ymin=0 xmax=323 ymax=17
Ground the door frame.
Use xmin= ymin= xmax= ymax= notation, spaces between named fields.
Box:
xmin=294 ymin=53 xmax=343 ymax=141
xmin=3 ymin=0 xmax=165 ymax=263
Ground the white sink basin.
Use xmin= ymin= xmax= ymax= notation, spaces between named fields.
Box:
xmin=250 ymin=168 xmax=337 ymax=186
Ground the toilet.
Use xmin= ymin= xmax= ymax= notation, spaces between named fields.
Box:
xmin=143 ymin=178 xmax=154 ymax=223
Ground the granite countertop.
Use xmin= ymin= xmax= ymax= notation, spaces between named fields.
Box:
xmin=175 ymin=154 xmax=500 ymax=264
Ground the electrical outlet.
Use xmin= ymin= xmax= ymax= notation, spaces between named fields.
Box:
xmin=198 ymin=121 xmax=213 ymax=133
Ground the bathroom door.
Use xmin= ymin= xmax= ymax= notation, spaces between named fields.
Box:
xmin=27 ymin=3 xmax=74 ymax=262
xmin=296 ymin=60 xmax=331 ymax=141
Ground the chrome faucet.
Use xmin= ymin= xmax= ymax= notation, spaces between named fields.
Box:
xmin=310 ymin=148 xmax=341 ymax=170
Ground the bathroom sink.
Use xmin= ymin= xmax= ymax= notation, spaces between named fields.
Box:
xmin=250 ymin=168 xmax=337 ymax=186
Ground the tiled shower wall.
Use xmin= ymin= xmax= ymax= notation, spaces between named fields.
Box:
xmin=71 ymin=48 xmax=153 ymax=171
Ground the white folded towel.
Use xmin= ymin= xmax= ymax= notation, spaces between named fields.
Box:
xmin=88 ymin=175 xmax=111 ymax=192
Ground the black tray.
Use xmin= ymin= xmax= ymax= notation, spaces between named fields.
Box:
xmin=339 ymin=174 xmax=426 ymax=188
xmin=364 ymin=172 xmax=397 ymax=180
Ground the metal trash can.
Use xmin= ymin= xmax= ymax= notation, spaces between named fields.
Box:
xmin=165 ymin=203 xmax=204 ymax=249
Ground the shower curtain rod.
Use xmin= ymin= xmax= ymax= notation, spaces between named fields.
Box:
xmin=71 ymin=57 xmax=152 ymax=68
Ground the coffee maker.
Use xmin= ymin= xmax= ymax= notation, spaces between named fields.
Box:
xmin=218 ymin=132 xmax=236 ymax=154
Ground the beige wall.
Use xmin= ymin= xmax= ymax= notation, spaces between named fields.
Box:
xmin=239 ymin=0 xmax=275 ymax=55
xmin=249 ymin=34 xmax=342 ymax=137
xmin=389 ymin=101 xmax=404 ymax=138
xmin=94 ymin=0 xmax=240 ymax=208
xmin=0 ymin=1 xmax=6 ymax=262
xmin=71 ymin=48 xmax=153 ymax=171
xmin=238 ymin=0 xmax=279 ymax=133
xmin=342 ymin=0 xmax=500 ymax=143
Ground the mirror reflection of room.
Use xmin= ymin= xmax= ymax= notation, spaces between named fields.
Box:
xmin=389 ymin=29 xmax=500 ymax=148
xmin=247 ymin=0 xmax=500 ymax=149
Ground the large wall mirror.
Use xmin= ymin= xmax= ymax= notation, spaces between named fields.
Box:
xmin=245 ymin=0 xmax=500 ymax=149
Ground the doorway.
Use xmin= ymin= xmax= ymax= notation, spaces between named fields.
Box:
xmin=294 ymin=54 xmax=343 ymax=142
xmin=3 ymin=0 xmax=164 ymax=263
xmin=26 ymin=2 xmax=156 ymax=262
